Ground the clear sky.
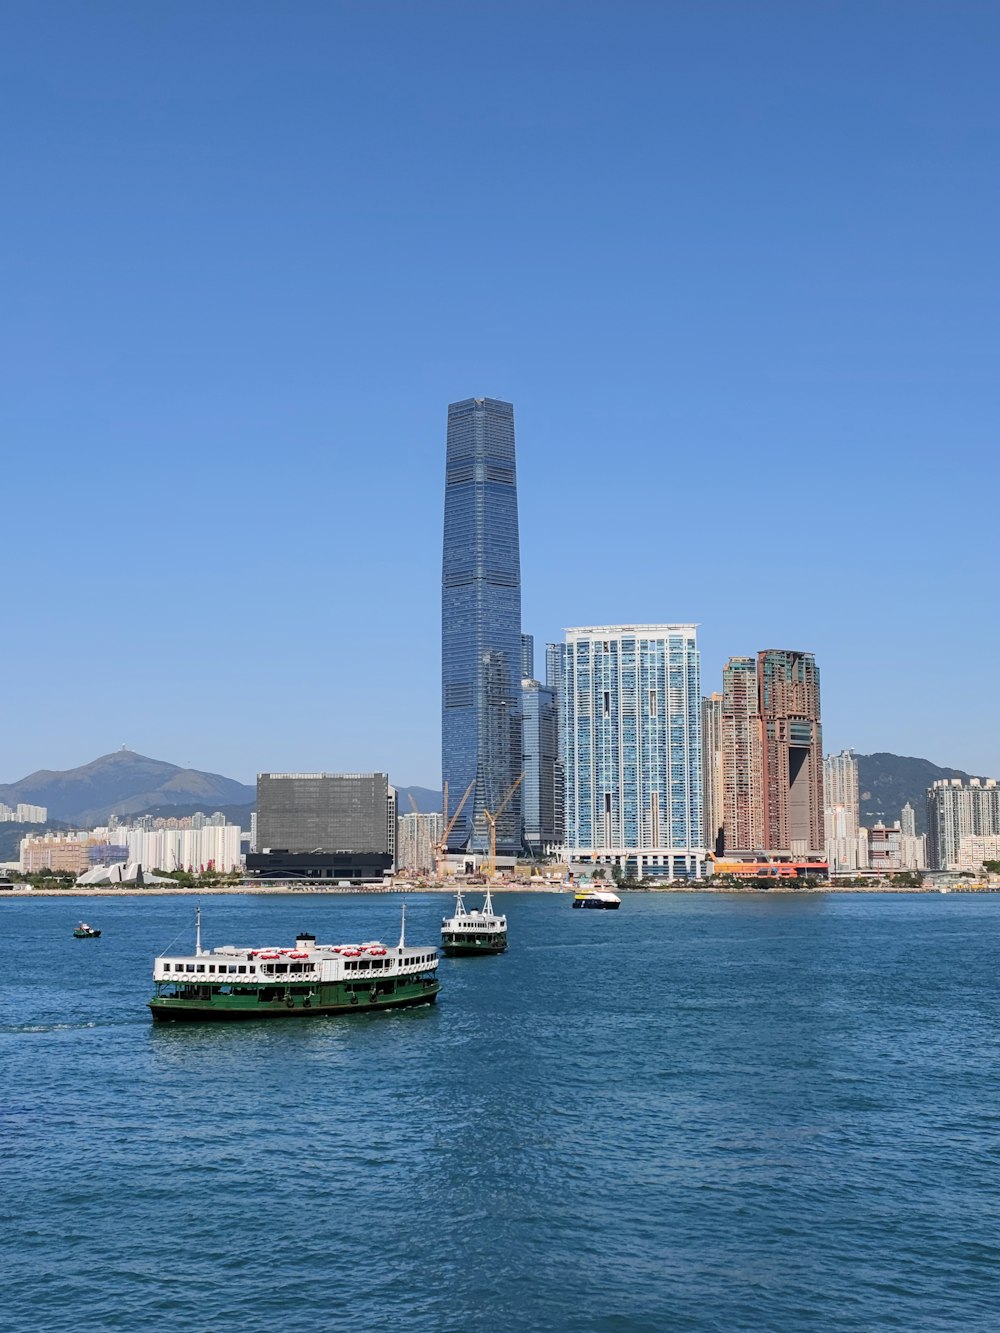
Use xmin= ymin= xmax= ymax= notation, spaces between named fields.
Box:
xmin=2 ymin=1 xmax=998 ymax=786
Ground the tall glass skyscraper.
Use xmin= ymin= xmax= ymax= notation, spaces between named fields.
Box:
xmin=441 ymin=397 xmax=523 ymax=854
xmin=563 ymin=625 xmax=705 ymax=879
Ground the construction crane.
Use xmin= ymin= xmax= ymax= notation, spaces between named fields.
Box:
xmin=482 ymin=772 xmax=525 ymax=878
xmin=434 ymin=780 xmax=475 ymax=881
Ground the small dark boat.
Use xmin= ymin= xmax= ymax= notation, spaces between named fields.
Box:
xmin=74 ymin=923 xmax=101 ymax=939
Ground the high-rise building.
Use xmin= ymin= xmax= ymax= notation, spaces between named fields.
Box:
xmin=824 ymin=750 xmax=858 ymax=820
xmin=701 ymin=693 xmax=724 ymax=854
xmin=563 ymin=625 xmax=704 ymax=879
xmin=545 ymin=641 xmax=567 ymax=843
xmin=441 ymin=397 xmax=523 ymax=854
xmin=246 ymin=773 xmax=397 ymax=881
xmin=721 ymin=657 xmax=763 ymax=852
xmin=521 ymin=679 xmax=560 ymax=853
xmin=396 ymin=812 xmax=444 ymax=875
xmin=927 ymin=778 xmax=1000 ymax=870
xmin=900 ymin=802 xmax=916 ymax=838
xmin=520 ymin=634 xmax=535 ymax=681
xmin=758 ymin=650 xmax=824 ymax=854
xmin=824 ymin=749 xmax=860 ymax=872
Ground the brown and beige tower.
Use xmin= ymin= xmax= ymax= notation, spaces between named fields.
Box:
xmin=721 ymin=658 xmax=764 ymax=852
xmin=758 ymin=649 xmax=824 ymax=854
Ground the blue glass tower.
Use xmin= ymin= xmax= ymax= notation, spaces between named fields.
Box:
xmin=563 ymin=625 xmax=705 ymax=879
xmin=441 ymin=397 xmax=523 ymax=853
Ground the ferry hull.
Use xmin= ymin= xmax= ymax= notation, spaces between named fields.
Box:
xmin=572 ymin=899 xmax=619 ymax=909
xmin=149 ymin=980 xmax=440 ymax=1023
xmin=441 ymin=936 xmax=507 ymax=956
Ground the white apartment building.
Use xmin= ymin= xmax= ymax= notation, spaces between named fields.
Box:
xmin=0 ymin=803 xmax=48 ymax=824
xmin=927 ymin=778 xmax=1000 ymax=870
xmin=824 ymin=750 xmax=861 ymax=871
xmin=563 ymin=625 xmax=705 ymax=880
xmin=956 ymin=835 xmax=1000 ymax=875
xmin=122 ymin=824 xmax=243 ymax=874
xmin=396 ymin=812 xmax=444 ymax=875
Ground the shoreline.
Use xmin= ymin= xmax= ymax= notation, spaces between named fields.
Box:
xmin=2 ymin=883 xmax=991 ymax=898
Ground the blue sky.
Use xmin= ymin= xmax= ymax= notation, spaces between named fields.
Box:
xmin=2 ymin=1 xmax=997 ymax=786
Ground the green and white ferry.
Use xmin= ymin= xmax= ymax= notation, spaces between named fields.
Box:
xmin=440 ymin=887 xmax=508 ymax=956
xmin=149 ymin=906 xmax=440 ymax=1022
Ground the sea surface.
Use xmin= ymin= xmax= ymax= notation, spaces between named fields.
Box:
xmin=3 ymin=890 xmax=1000 ymax=1331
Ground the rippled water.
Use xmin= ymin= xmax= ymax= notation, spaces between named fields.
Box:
xmin=3 ymin=890 xmax=1000 ymax=1331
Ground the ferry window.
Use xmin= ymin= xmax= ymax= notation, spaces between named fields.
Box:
xmin=208 ymin=965 xmax=215 ymax=973
xmin=163 ymin=964 xmax=171 ymax=972
xmin=197 ymin=964 xmax=205 ymax=973
xmin=186 ymin=964 xmax=195 ymax=973
xmin=249 ymin=966 xmax=256 ymax=974
xmin=238 ymin=965 xmax=246 ymax=973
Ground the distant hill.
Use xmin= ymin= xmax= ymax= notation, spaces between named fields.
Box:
xmin=0 ymin=750 xmax=255 ymax=828
xmin=396 ymin=786 xmax=443 ymax=814
xmin=856 ymin=753 xmax=977 ymax=834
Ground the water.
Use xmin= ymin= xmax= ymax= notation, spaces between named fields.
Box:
xmin=3 ymin=891 xmax=1000 ymax=1332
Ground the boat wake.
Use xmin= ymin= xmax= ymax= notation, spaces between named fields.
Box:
xmin=0 ymin=1019 xmax=143 ymax=1035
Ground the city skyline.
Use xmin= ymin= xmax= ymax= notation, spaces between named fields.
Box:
xmin=2 ymin=5 xmax=998 ymax=785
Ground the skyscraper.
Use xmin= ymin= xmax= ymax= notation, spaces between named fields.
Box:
xmin=721 ymin=657 xmax=763 ymax=852
xmin=545 ymin=640 xmax=567 ymax=843
xmin=824 ymin=749 xmax=861 ymax=872
xmin=441 ymin=397 xmax=523 ymax=854
xmin=927 ymin=778 xmax=1000 ymax=870
xmin=521 ymin=678 xmax=560 ymax=853
xmin=701 ymin=692 xmax=724 ymax=854
xmin=759 ymin=650 xmax=824 ymax=854
xmin=520 ymin=634 xmax=535 ymax=681
xmin=563 ymin=625 xmax=704 ymax=879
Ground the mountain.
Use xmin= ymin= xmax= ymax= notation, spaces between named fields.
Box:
xmin=0 ymin=750 xmax=255 ymax=827
xmin=395 ymin=786 xmax=443 ymax=814
xmin=856 ymin=753 xmax=976 ymax=834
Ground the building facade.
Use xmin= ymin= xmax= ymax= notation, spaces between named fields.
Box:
xmin=824 ymin=749 xmax=861 ymax=872
xmin=0 ymin=803 xmax=48 ymax=823
xmin=956 ymin=835 xmax=1000 ymax=875
xmin=520 ymin=634 xmax=535 ymax=681
xmin=721 ymin=657 xmax=763 ymax=852
xmin=701 ymin=692 xmax=724 ymax=855
xmin=563 ymin=625 xmax=704 ymax=879
xmin=396 ymin=811 xmax=444 ymax=875
xmin=545 ymin=640 xmax=567 ymax=844
xmin=441 ymin=396 xmax=523 ymax=854
xmin=759 ymin=649 xmax=824 ymax=854
xmin=247 ymin=773 xmax=397 ymax=881
xmin=927 ymin=778 xmax=1000 ymax=870
xmin=521 ymin=679 xmax=560 ymax=853
xmin=20 ymin=832 xmax=106 ymax=875
xmin=121 ymin=824 xmax=243 ymax=874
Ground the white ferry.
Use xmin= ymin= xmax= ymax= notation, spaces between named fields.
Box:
xmin=149 ymin=906 xmax=440 ymax=1022
xmin=572 ymin=886 xmax=621 ymax=910
xmin=441 ymin=886 xmax=508 ymax=955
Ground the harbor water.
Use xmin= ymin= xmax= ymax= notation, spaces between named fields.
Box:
xmin=3 ymin=890 xmax=1000 ymax=1331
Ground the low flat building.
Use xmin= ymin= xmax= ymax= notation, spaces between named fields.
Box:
xmin=709 ymin=852 xmax=829 ymax=880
